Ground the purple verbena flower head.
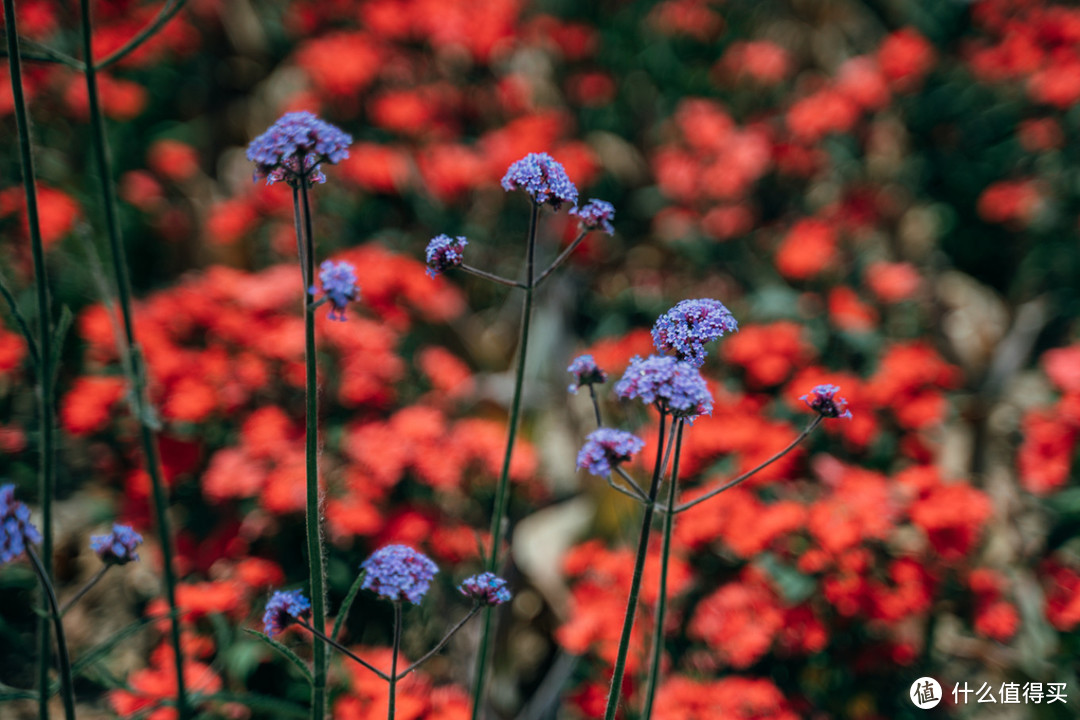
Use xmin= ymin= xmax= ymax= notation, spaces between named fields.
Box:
xmin=263 ymin=589 xmax=311 ymax=637
xmin=801 ymin=384 xmax=853 ymax=420
xmin=246 ymin=111 xmax=352 ymax=187
xmin=567 ymin=354 xmax=608 ymax=394
xmin=501 ymin=153 xmax=578 ymax=209
xmin=361 ymin=544 xmax=439 ymax=605
xmin=0 ymin=484 xmax=40 ymax=565
xmin=577 ymin=428 xmax=645 ymax=477
xmin=614 ymin=355 xmax=714 ymax=420
xmin=310 ymin=260 xmax=359 ymax=321
xmin=90 ymin=524 xmax=143 ymax=566
xmin=458 ymin=572 xmax=512 ymax=606
xmin=652 ymin=299 xmax=738 ymax=368
xmin=570 ymin=199 xmax=615 ymax=235
xmin=425 ymin=235 xmax=468 ymax=278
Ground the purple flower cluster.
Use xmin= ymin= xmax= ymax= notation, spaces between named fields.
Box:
xmin=263 ymin=589 xmax=312 ymax=637
xmin=614 ymin=355 xmax=714 ymax=419
xmin=90 ymin=524 xmax=143 ymax=565
xmin=501 ymin=153 xmax=579 ymax=209
xmin=311 ymin=260 xmax=359 ymax=320
xmin=425 ymin=235 xmax=468 ymax=278
xmin=801 ymin=384 xmax=853 ymax=420
xmin=577 ymin=428 xmax=645 ymax=477
xmin=570 ymin=199 xmax=616 ymax=235
xmin=361 ymin=544 xmax=439 ymax=605
xmin=651 ymin=298 xmax=738 ymax=368
xmin=458 ymin=572 xmax=512 ymax=606
xmin=0 ymin=484 xmax=40 ymax=565
xmin=246 ymin=111 xmax=352 ymax=186
xmin=567 ymin=354 xmax=608 ymax=394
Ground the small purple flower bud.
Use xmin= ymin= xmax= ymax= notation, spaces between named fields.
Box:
xmin=567 ymin=354 xmax=608 ymax=394
xmin=310 ymin=260 xmax=360 ymax=321
xmin=570 ymin=199 xmax=615 ymax=235
xmin=652 ymin=299 xmax=738 ymax=368
xmin=801 ymin=384 xmax=853 ymax=420
xmin=458 ymin=572 xmax=512 ymax=606
xmin=0 ymin=484 xmax=40 ymax=565
xmin=361 ymin=544 xmax=439 ymax=605
xmin=614 ymin=355 xmax=714 ymax=420
xmin=246 ymin=111 xmax=352 ymax=187
xmin=577 ymin=428 xmax=645 ymax=477
xmin=425 ymin=235 xmax=468 ymax=278
xmin=90 ymin=524 xmax=143 ymax=565
xmin=263 ymin=589 xmax=312 ymax=637
xmin=501 ymin=153 xmax=579 ymax=209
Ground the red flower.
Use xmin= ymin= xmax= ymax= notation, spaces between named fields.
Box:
xmin=60 ymin=376 xmax=126 ymax=436
xmin=878 ymin=28 xmax=936 ymax=90
xmin=775 ymin=219 xmax=837 ymax=280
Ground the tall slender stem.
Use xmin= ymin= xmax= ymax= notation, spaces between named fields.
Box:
xmin=470 ymin=201 xmax=540 ymax=720
xmin=76 ymin=1 xmax=188 ymax=715
xmin=587 ymin=385 xmax=603 ymax=427
xmin=641 ymin=420 xmax=684 ymax=719
xmin=298 ymin=180 xmax=327 ymax=720
xmin=388 ymin=602 xmax=402 ymax=720
xmin=27 ymin=547 xmax=75 ymax=720
xmin=3 ymin=5 xmax=55 ymax=718
xmin=603 ymin=412 xmax=668 ymax=720
xmin=60 ymin=565 xmax=110 ymax=617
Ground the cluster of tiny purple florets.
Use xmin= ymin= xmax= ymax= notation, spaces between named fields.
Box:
xmin=458 ymin=572 xmax=512 ymax=606
xmin=311 ymin=260 xmax=360 ymax=320
xmin=425 ymin=235 xmax=468 ymax=278
xmin=90 ymin=524 xmax=143 ymax=565
xmin=361 ymin=544 xmax=439 ymax=605
xmin=615 ymin=355 xmax=714 ymax=419
xmin=0 ymin=484 xmax=40 ymax=566
xmin=246 ymin=111 xmax=352 ymax=186
xmin=802 ymin=384 xmax=853 ymax=420
xmin=567 ymin=354 xmax=608 ymax=394
xmin=263 ymin=589 xmax=312 ymax=637
xmin=570 ymin=199 xmax=616 ymax=235
xmin=577 ymin=428 xmax=645 ymax=477
xmin=501 ymin=153 xmax=579 ymax=209
xmin=651 ymin=298 xmax=739 ymax=368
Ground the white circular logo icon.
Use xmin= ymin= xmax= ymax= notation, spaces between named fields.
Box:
xmin=910 ymin=677 xmax=942 ymax=709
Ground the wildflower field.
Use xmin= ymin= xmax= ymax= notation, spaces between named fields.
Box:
xmin=2 ymin=0 xmax=1080 ymax=718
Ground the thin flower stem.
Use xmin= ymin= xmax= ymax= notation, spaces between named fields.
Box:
xmin=95 ymin=0 xmax=186 ymax=71
xmin=298 ymin=179 xmax=328 ymax=720
xmin=614 ymin=467 xmax=650 ymax=501
xmin=399 ymin=605 xmax=481 ymax=679
xmin=3 ymin=7 xmax=56 ymax=719
xmin=60 ymin=565 xmax=110 ymax=617
xmin=659 ymin=421 xmax=678 ymax=479
xmin=26 ymin=547 xmax=75 ymax=720
xmin=470 ymin=201 xmax=540 ymax=720
xmin=641 ymin=420 xmax=684 ymax=719
xmin=292 ymin=189 xmax=307 ymax=287
xmin=77 ymin=0 xmax=189 ymax=715
xmin=460 ymin=264 xmax=527 ymax=289
xmin=606 ymin=473 xmax=649 ymax=504
xmin=535 ymin=230 xmax=588 ymax=287
xmin=0 ymin=37 xmax=84 ymax=68
xmin=602 ymin=412 xmax=668 ymax=720
xmin=587 ymin=384 xmax=602 ymax=426
xmin=388 ymin=602 xmax=402 ymax=720
xmin=0 ymin=272 xmax=40 ymax=367
xmin=296 ymin=619 xmax=390 ymax=681
xmin=666 ymin=415 xmax=824 ymax=514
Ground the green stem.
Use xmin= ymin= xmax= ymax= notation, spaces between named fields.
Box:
xmin=298 ymin=180 xmax=327 ymax=720
xmin=2 ymin=5 xmax=55 ymax=719
xmin=94 ymin=0 xmax=186 ymax=71
xmin=77 ymin=0 xmax=189 ymax=715
xmin=296 ymin=620 xmax=389 ymax=681
xmin=388 ymin=602 xmax=401 ymax=720
xmin=602 ymin=411 xmax=668 ymax=720
xmin=469 ymin=201 xmax=540 ymax=720
xmin=27 ymin=547 xmax=74 ymax=720
xmin=641 ymin=420 xmax=684 ymax=719
xmin=60 ymin=565 xmax=110 ymax=617
xmin=399 ymin=605 xmax=480 ymax=679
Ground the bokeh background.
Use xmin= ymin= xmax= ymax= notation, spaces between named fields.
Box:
xmin=2 ymin=0 xmax=1080 ymax=717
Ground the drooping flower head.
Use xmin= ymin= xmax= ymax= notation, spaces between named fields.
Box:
xmin=425 ymin=235 xmax=468 ymax=278
xmin=361 ymin=544 xmax=439 ymax=605
xmin=652 ymin=299 xmax=739 ymax=368
xmin=801 ymin=384 xmax=853 ymax=420
xmin=567 ymin=354 xmax=608 ymax=394
xmin=570 ymin=199 xmax=616 ymax=235
xmin=577 ymin=428 xmax=645 ymax=477
xmin=90 ymin=524 xmax=143 ymax=566
xmin=310 ymin=260 xmax=359 ymax=321
xmin=458 ymin=572 xmax=512 ymax=606
xmin=262 ymin=589 xmax=312 ymax=636
xmin=246 ymin=111 xmax=352 ymax=186
xmin=614 ymin=355 xmax=714 ymax=419
xmin=0 ymin=484 xmax=40 ymax=565
xmin=501 ymin=153 xmax=579 ymax=209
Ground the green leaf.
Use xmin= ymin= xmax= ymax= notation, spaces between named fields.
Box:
xmin=71 ymin=614 xmax=161 ymax=676
xmin=49 ymin=305 xmax=73 ymax=396
xmin=331 ymin=570 xmax=366 ymax=642
xmin=242 ymin=628 xmax=313 ymax=685
xmin=756 ymin=552 xmax=817 ymax=605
